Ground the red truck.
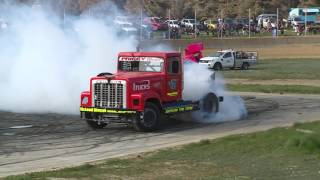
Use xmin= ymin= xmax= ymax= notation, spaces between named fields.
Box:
xmin=80 ymin=51 xmax=223 ymax=131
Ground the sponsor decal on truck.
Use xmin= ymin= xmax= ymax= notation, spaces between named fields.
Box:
xmin=133 ymin=80 xmax=150 ymax=91
xmin=119 ymin=57 xmax=164 ymax=62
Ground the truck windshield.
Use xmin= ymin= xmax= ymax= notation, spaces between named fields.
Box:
xmin=209 ymin=52 xmax=223 ymax=57
xmin=118 ymin=57 xmax=164 ymax=72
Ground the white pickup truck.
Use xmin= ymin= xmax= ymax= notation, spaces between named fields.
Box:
xmin=199 ymin=50 xmax=258 ymax=70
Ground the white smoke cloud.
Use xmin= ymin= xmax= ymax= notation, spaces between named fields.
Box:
xmin=0 ymin=3 xmax=136 ymax=114
xmin=0 ymin=2 xmax=246 ymax=123
xmin=182 ymin=63 xmax=247 ymax=122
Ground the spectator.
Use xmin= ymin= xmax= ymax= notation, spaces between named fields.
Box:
xmin=297 ymin=25 xmax=304 ymax=36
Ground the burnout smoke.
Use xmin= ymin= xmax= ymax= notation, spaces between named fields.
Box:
xmin=0 ymin=2 xmax=246 ymax=122
xmin=0 ymin=3 xmax=136 ymax=114
xmin=183 ymin=62 xmax=247 ymax=122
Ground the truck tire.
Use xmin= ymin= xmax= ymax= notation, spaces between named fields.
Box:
xmin=201 ymin=93 xmax=219 ymax=113
xmin=86 ymin=120 xmax=107 ymax=129
xmin=213 ymin=63 xmax=222 ymax=71
xmin=241 ymin=62 xmax=249 ymax=70
xmin=133 ymin=102 xmax=160 ymax=132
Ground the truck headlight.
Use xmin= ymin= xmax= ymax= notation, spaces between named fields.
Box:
xmin=133 ymin=99 xmax=140 ymax=106
xmin=81 ymin=96 xmax=89 ymax=105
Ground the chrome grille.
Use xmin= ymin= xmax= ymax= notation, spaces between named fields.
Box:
xmin=93 ymin=81 xmax=125 ymax=108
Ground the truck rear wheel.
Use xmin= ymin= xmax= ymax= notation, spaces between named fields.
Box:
xmin=241 ymin=62 xmax=249 ymax=70
xmin=133 ymin=102 xmax=160 ymax=132
xmin=201 ymin=93 xmax=219 ymax=113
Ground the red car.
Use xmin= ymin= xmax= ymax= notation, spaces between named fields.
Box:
xmin=143 ymin=17 xmax=168 ymax=31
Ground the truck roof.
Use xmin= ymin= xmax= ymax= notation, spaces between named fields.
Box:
xmin=118 ymin=52 xmax=181 ymax=58
xmin=218 ymin=49 xmax=234 ymax=53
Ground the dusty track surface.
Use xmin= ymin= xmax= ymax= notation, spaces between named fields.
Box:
xmin=1 ymin=94 xmax=320 ymax=177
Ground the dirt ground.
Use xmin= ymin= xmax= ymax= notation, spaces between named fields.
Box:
xmin=1 ymin=43 xmax=320 ymax=177
xmin=1 ymin=94 xmax=320 ymax=177
xmin=205 ymin=44 xmax=320 ymax=59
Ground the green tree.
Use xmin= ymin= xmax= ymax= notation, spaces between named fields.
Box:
xmin=299 ymin=0 xmax=320 ymax=6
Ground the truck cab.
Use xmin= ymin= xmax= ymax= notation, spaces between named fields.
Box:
xmin=80 ymin=52 xmax=222 ymax=131
xmin=199 ymin=50 xmax=257 ymax=70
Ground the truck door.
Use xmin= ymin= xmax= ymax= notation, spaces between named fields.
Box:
xmin=222 ymin=52 xmax=234 ymax=68
xmin=234 ymin=51 xmax=242 ymax=68
xmin=165 ymin=57 xmax=182 ymax=102
xmin=232 ymin=52 xmax=237 ymax=68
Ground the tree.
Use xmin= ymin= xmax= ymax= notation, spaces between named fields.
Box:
xmin=299 ymin=0 xmax=320 ymax=7
xmin=11 ymin=0 xmax=318 ymax=20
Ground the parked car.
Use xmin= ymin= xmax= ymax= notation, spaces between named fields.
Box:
xmin=289 ymin=8 xmax=320 ymax=24
xmin=257 ymin=14 xmax=277 ymax=28
xmin=181 ymin=18 xmax=195 ymax=28
xmin=165 ymin=20 xmax=180 ymax=29
xmin=116 ymin=24 xmax=138 ymax=37
xmin=204 ymin=19 xmax=218 ymax=30
xmin=181 ymin=18 xmax=205 ymax=31
xmin=199 ymin=49 xmax=258 ymax=70
xmin=143 ymin=17 xmax=168 ymax=31
xmin=237 ymin=18 xmax=257 ymax=33
xmin=140 ymin=24 xmax=153 ymax=39
xmin=237 ymin=18 xmax=249 ymax=27
xmin=113 ymin=16 xmax=133 ymax=26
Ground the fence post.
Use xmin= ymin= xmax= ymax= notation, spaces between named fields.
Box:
xmin=168 ymin=9 xmax=171 ymax=40
xmin=305 ymin=7 xmax=307 ymax=36
xmin=195 ymin=8 xmax=197 ymax=39
xmin=220 ymin=9 xmax=223 ymax=38
xmin=277 ymin=8 xmax=279 ymax=37
xmin=140 ymin=8 xmax=143 ymax=42
xmin=249 ymin=8 xmax=251 ymax=38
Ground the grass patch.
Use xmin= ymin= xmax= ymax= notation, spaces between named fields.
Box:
xmin=5 ymin=121 xmax=320 ymax=180
xmin=220 ymin=58 xmax=320 ymax=80
xmin=205 ymin=44 xmax=320 ymax=59
xmin=227 ymin=84 xmax=320 ymax=94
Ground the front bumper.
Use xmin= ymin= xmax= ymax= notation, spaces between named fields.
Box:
xmin=199 ymin=62 xmax=214 ymax=68
xmin=80 ymin=107 xmax=137 ymax=123
xmin=80 ymin=107 xmax=137 ymax=114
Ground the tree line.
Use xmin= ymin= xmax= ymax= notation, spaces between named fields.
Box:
xmin=5 ymin=0 xmax=320 ymax=19
xmin=125 ymin=0 xmax=320 ymax=19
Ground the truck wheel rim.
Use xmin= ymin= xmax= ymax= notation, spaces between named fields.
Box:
xmin=206 ymin=100 xmax=216 ymax=112
xmin=142 ymin=109 xmax=157 ymax=127
xmin=211 ymin=100 xmax=217 ymax=112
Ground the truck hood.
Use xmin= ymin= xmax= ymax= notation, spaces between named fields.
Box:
xmin=117 ymin=72 xmax=162 ymax=80
xmin=93 ymin=72 xmax=163 ymax=82
xmin=200 ymin=57 xmax=219 ymax=61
